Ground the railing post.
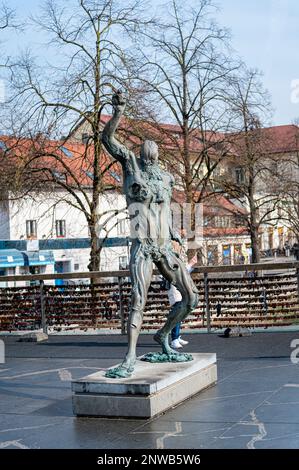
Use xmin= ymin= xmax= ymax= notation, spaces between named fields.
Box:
xmin=296 ymin=268 xmax=299 ymax=300
xmin=39 ymin=280 xmax=47 ymax=335
xmin=204 ymin=272 xmax=211 ymax=333
xmin=118 ymin=276 xmax=126 ymax=335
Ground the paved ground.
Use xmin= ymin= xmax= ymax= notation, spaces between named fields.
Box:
xmin=0 ymin=331 xmax=299 ymax=449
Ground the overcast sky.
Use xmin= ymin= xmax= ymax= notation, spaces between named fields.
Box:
xmin=2 ymin=0 xmax=298 ymax=126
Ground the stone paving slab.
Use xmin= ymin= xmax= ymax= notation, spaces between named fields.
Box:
xmin=0 ymin=331 xmax=299 ymax=449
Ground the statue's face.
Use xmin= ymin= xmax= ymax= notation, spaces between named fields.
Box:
xmin=140 ymin=140 xmax=159 ymax=165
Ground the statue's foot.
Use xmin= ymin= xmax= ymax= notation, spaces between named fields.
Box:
xmin=154 ymin=330 xmax=177 ymax=356
xmin=105 ymin=360 xmax=135 ymax=379
xmin=142 ymin=351 xmax=193 ymax=363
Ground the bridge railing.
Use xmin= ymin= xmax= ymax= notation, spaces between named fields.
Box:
xmin=0 ymin=261 xmax=299 ymax=333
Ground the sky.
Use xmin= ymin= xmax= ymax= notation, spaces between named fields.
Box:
xmin=1 ymin=0 xmax=299 ymax=126
xmin=217 ymin=0 xmax=299 ymax=126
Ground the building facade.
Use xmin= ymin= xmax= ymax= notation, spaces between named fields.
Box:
xmin=0 ymin=187 xmax=129 ymax=286
xmin=1 ymin=122 xmax=298 ymax=286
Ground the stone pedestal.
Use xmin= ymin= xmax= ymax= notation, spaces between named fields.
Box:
xmin=18 ymin=332 xmax=48 ymax=342
xmin=72 ymin=353 xmax=217 ymax=419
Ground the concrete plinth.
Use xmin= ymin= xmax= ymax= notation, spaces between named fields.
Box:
xmin=72 ymin=353 xmax=217 ymax=418
xmin=18 ymin=332 xmax=48 ymax=342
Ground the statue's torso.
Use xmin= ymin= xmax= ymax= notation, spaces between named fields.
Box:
xmin=123 ymin=159 xmax=174 ymax=250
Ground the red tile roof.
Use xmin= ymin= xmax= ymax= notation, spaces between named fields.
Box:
xmin=172 ymin=189 xmax=247 ymax=216
xmin=98 ymin=115 xmax=226 ymax=155
xmin=72 ymin=114 xmax=299 ymax=159
xmin=259 ymin=124 xmax=299 ymax=154
xmin=0 ymin=135 xmax=122 ymax=188
xmin=203 ymin=194 xmax=247 ymax=216
xmin=228 ymin=124 xmax=299 ymax=156
xmin=0 ymin=133 xmax=249 ymax=234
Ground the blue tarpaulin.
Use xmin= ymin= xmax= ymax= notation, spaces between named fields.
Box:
xmin=22 ymin=251 xmax=55 ymax=266
xmin=0 ymin=249 xmax=24 ymax=268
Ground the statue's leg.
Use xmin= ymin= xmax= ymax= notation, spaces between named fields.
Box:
xmin=154 ymin=252 xmax=199 ymax=356
xmin=105 ymin=244 xmax=153 ymax=378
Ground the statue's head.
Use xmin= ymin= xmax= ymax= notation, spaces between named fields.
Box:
xmin=140 ymin=140 xmax=159 ymax=165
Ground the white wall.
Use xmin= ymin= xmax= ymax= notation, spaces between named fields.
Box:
xmin=8 ymin=190 xmax=90 ymax=240
xmin=0 ymin=189 xmax=130 ymax=277
xmin=97 ymin=191 xmax=128 ymax=239
xmin=7 ymin=189 xmax=128 ymax=241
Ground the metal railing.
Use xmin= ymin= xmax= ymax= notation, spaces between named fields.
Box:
xmin=1 ymin=261 xmax=299 ymax=333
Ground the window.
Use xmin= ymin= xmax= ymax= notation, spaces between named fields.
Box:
xmin=109 ymin=170 xmax=121 ymax=182
xmin=0 ymin=140 xmax=7 ymax=151
xmin=117 ymin=218 xmax=127 ymax=235
xmin=119 ymin=256 xmax=128 ymax=270
xmin=235 ymin=167 xmax=245 ymax=185
xmin=235 ymin=215 xmax=244 ymax=227
xmin=29 ymin=266 xmax=40 ymax=286
xmin=213 ymin=165 xmax=223 ymax=177
xmin=222 ymin=245 xmax=231 ymax=265
xmin=270 ymin=160 xmax=278 ymax=174
xmin=74 ymin=263 xmax=80 ymax=271
xmin=172 ymin=131 xmax=182 ymax=139
xmin=59 ymin=146 xmax=73 ymax=158
xmin=268 ymin=227 xmax=274 ymax=250
xmin=84 ymin=170 xmax=94 ymax=180
xmin=213 ymin=142 xmax=224 ymax=151
xmin=204 ymin=216 xmax=219 ymax=227
xmin=56 ymin=220 xmax=66 ymax=238
xmin=207 ymin=246 xmax=218 ymax=265
xmin=233 ymin=245 xmax=242 ymax=264
xmin=52 ymin=171 xmax=67 ymax=182
xmin=82 ymin=133 xmax=89 ymax=144
xmin=203 ymin=216 xmax=211 ymax=227
xmin=214 ymin=216 xmax=232 ymax=228
xmin=26 ymin=220 xmax=37 ymax=239
xmin=29 ymin=266 xmax=40 ymax=275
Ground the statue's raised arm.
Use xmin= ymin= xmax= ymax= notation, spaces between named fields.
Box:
xmin=101 ymin=91 xmax=135 ymax=169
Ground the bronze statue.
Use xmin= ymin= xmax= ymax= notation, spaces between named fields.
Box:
xmin=102 ymin=91 xmax=199 ymax=378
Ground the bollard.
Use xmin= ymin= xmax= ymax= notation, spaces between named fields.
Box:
xmin=39 ymin=280 xmax=48 ymax=335
xmin=204 ymin=272 xmax=211 ymax=333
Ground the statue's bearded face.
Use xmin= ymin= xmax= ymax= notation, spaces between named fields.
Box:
xmin=140 ymin=140 xmax=159 ymax=165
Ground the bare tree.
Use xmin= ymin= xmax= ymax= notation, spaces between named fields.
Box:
xmin=0 ymin=3 xmax=22 ymax=196
xmin=0 ymin=2 xmax=18 ymax=40
xmin=129 ymin=0 xmax=239 ymax=258
xmin=276 ymin=124 xmax=299 ymax=244
xmin=217 ymin=68 xmax=277 ymax=263
xmin=6 ymin=0 xmax=153 ymax=271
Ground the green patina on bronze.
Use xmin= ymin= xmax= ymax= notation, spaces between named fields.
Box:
xmin=141 ymin=352 xmax=193 ymax=363
xmin=102 ymin=91 xmax=199 ymax=379
xmin=105 ymin=365 xmax=135 ymax=379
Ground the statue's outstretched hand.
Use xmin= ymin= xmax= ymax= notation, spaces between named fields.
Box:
xmin=112 ymin=90 xmax=126 ymax=112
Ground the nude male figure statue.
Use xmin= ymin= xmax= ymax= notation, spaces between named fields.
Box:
xmin=102 ymin=91 xmax=199 ymax=378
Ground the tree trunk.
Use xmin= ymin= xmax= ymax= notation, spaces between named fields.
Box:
xmin=247 ymin=147 xmax=260 ymax=264
xmin=187 ymin=198 xmax=201 ymax=263
xmin=250 ymin=225 xmax=260 ymax=264
xmin=88 ymin=218 xmax=101 ymax=327
xmin=88 ymin=219 xmax=101 ymax=272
